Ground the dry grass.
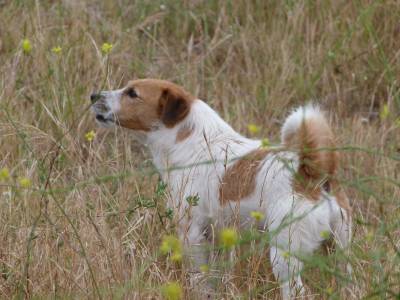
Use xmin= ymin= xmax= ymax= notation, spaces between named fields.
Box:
xmin=0 ymin=0 xmax=399 ymax=299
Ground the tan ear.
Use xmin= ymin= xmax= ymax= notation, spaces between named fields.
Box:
xmin=158 ymin=88 xmax=191 ymax=127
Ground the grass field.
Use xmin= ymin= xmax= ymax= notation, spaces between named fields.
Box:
xmin=0 ymin=0 xmax=399 ymax=299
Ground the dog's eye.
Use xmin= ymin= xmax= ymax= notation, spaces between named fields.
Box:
xmin=126 ymin=88 xmax=137 ymax=98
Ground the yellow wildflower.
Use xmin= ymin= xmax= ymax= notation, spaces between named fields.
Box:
xmin=170 ymin=252 xmax=182 ymax=262
xmin=395 ymin=117 xmax=400 ymax=128
xmin=219 ymin=228 xmax=238 ymax=249
xmin=326 ymin=286 xmax=334 ymax=296
xmin=101 ymin=42 xmax=113 ymax=54
xmin=247 ymin=123 xmax=261 ymax=135
xmin=85 ymin=130 xmax=96 ymax=142
xmin=160 ymin=235 xmax=182 ymax=262
xmin=250 ymin=211 xmax=264 ymax=222
xmin=51 ymin=46 xmax=62 ymax=54
xmin=365 ymin=229 xmax=374 ymax=243
xmin=161 ymin=282 xmax=182 ymax=300
xmin=261 ymin=138 xmax=270 ymax=149
xmin=327 ymin=51 xmax=335 ymax=59
xmin=380 ymin=104 xmax=389 ymax=120
xmin=320 ymin=230 xmax=330 ymax=239
xmin=200 ymin=264 xmax=209 ymax=273
xmin=22 ymin=39 xmax=32 ymax=54
xmin=19 ymin=177 xmax=31 ymax=188
xmin=282 ymin=251 xmax=290 ymax=260
xmin=0 ymin=168 xmax=10 ymax=181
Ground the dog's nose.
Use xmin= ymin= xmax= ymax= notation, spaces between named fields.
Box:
xmin=90 ymin=93 xmax=102 ymax=104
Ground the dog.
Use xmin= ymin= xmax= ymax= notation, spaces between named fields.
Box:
xmin=90 ymin=79 xmax=352 ymax=299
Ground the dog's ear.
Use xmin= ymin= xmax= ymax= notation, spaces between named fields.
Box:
xmin=158 ymin=87 xmax=191 ymax=127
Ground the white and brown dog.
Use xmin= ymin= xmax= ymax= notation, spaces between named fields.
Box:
xmin=90 ymin=79 xmax=351 ymax=299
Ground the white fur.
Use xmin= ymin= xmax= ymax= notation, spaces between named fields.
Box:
xmin=147 ymin=101 xmax=351 ymax=299
xmin=281 ymin=104 xmax=326 ymax=144
xmin=101 ymin=88 xmax=123 ymax=113
xmin=95 ymin=98 xmax=351 ymax=299
xmin=91 ymin=89 xmax=124 ymax=128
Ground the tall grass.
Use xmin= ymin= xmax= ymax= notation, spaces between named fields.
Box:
xmin=0 ymin=0 xmax=399 ymax=299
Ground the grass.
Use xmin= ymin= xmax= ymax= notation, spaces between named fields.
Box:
xmin=0 ymin=0 xmax=399 ymax=299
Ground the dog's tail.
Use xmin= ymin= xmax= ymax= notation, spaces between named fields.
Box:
xmin=281 ymin=105 xmax=338 ymax=196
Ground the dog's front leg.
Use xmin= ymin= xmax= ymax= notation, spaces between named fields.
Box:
xmin=180 ymin=222 xmax=208 ymax=267
xmin=178 ymin=219 xmax=213 ymax=298
xmin=270 ymin=246 xmax=304 ymax=300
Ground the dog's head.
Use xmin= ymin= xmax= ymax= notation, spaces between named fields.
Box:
xmin=90 ymin=79 xmax=194 ymax=132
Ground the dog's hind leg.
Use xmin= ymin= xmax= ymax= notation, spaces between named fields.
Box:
xmin=331 ymin=208 xmax=351 ymax=249
xmin=330 ymin=204 xmax=352 ymax=276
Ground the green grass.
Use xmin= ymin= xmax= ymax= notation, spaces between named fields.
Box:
xmin=0 ymin=0 xmax=399 ymax=299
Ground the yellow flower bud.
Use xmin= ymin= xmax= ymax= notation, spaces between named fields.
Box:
xmin=395 ymin=117 xmax=400 ymax=128
xmin=250 ymin=211 xmax=264 ymax=222
xmin=51 ymin=46 xmax=62 ymax=54
xmin=170 ymin=252 xmax=182 ymax=262
xmin=320 ymin=230 xmax=330 ymax=239
xmin=19 ymin=177 xmax=31 ymax=188
xmin=247 ymin=123 xmax=261 ymax=135
xmin=22 ymin=39 xmax=32 ymax=54
xmin=161 ymin=282 xmax=182 ymax=300
xmin=282 ymin=251 xmax=290 ymax=260
xmin=219 ymin=228 xmax=238 ymax=249
xmin=380 ymin=104 xmax=389 ymax=120
xmin=326 ymin=286 xmax=334 ymax=295
xmin=0 ymin=168 xmax=10 ymax=181
xmin=261 ymin=138 xmax=270 ymax=148
xmin=101 ymin=42 xmax=113 ymax=54
xmin=200 ymin=264 xmax=209 ymax=273
xmin=85 ymin=130 xmax=96 ymax=142
xmin=160 ymin=235 xmax=182 ymax=262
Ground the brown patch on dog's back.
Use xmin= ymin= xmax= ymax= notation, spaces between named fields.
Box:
xmin=219 ymin=148 xmax=269 ymax=205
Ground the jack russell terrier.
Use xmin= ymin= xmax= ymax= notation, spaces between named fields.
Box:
xmin=90 ymin=79 xmax=351 ymax=299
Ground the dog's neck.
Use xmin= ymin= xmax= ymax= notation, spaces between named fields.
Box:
xmin=145 ymin=100 xmax=259 ymax=178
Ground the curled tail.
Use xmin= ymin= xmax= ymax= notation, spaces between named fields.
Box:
xmin=281 ymin=105 xmax=338 ymax=199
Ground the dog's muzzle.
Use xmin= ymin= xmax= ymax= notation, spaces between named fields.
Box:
xmin=90 ymin=93 xmax=103 ymax=104
xmin=90 ymin=93 xmax=115 ymax=126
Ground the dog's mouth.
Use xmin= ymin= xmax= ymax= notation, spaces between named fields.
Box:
xmin=90 ymin=97 xmax=117 ymax=128
xmin=96 ymin=114 xmax=109 ymax=122
xmin=94 ymin=113 xmax=115 ymax=127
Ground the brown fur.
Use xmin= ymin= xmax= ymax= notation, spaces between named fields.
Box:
xmin=286 ymin=117 xmax=339 ymax=201
xmin=116 ymin=79 xmax=194 ymax=130
xmin=283 ymin=115 xmax=351 ymax=213
xmin=176 ymin=125 xmax=193 ymax=142
xmin=331 ymin=181 xmax=352 ymax=214
xmin=219 ymin=148 xmax=269 ymax=205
